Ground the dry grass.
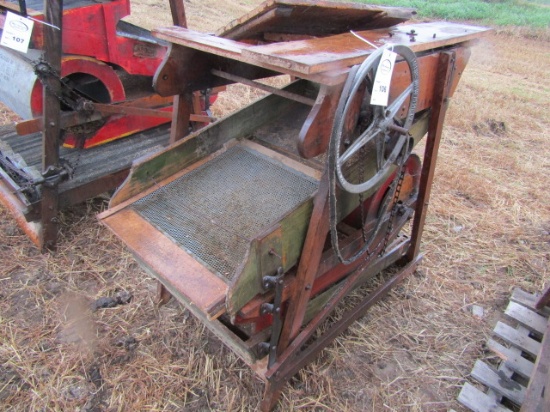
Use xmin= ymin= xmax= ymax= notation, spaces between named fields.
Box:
xmin=1 ymin=2 xmax=549 ymax=411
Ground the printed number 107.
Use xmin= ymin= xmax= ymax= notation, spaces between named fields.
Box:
xmin=12 ymin=36 xmax=24 ymax=43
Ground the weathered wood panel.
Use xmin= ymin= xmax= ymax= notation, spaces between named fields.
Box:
xmin=471 ymin=360 xmax=525 ymax=405
xmin=494 ymin=322 xmax=542 ymax=358
xmin=458 ymin=382 xmax=513 ymax=412
xmin=506 ymin=301 xmax=547 ymax=335
xmin=488 ymin=339 xmax=535 ymax=380
xmin=217 ymin=0 xmax=414 ymax=41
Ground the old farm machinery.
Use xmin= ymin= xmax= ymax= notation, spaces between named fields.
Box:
xmin=98 ymin=1 xmax=491 ymax=410
xmin=0 ymin=0 xmax=215 ymax=249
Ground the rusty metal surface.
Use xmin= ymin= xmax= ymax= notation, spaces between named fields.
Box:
xmin=0 ymin=124 xmax=170 ymax=194
xmin=132 ymin=144 xmax=318 ymax=280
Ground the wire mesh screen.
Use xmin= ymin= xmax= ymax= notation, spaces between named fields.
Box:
xmin=132 ymin=144 xmax=319 ymax=281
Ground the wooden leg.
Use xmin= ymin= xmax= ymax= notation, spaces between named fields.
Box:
xmin=407 ymin=50 xmax=457 ymax=262
xmin=262 ymin=255 xmax=422 ymax=409
xmin=156 ymin=281 xmax=173 ymax=307
xmin=40 ymin=0 xmax=64 ymax=252
xmin=260 ymin=380 xmax=285 ymax=412
xmin=167 ymin=0 xmax=192 ymax=144
xmin=169 ymin=94 xmax=192 ymax=144
xmin=277 ymin=173 xmax=330 ymax=352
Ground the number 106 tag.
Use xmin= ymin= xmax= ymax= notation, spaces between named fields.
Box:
xmin=1 ymin=12 xmax=34 ymax=53
xmin=370 ymin=48 xmax=398 ymax=107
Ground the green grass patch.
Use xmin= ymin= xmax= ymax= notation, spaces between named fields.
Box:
xmin=354 ymin=0 xmax=550 ymax=28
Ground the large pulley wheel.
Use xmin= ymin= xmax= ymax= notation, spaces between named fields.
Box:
xmin=332 ymin=45 xmax=419 ymax=194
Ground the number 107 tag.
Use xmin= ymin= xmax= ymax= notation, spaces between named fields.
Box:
xmin=1 ymin=11 xmax=34 ymax=53
xmin=370 ymin=48 xmax=398 ymax=107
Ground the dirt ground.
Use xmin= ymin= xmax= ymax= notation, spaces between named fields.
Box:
xmin=1 ymin=1 xmax=549 ymax=411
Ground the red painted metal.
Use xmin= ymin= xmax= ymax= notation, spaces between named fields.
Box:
xmin=26 ymin=0 xmax=166 ymax=76
xmin=1 ymin=0 xmax=221 ymax=148
xmin=30 ymin=56 xmax=127 ymax=116
xmin=0 ymin=0 xmax=175 ymax=148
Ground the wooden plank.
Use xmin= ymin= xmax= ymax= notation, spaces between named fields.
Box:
xmin=168 ymin=0 xmax=192 ymax=144
xmin=471 ymin=360 xmax=525 ymax=406
xmin=488 ymin=339 xmax=535 ymax=380
xmin=242 ymin=22 xmax=491 ymax=75
xmin=217 ymin=1 xmax=414 ymax=41
xmin=277 ymin=172 xmax=330 ymax=350
xmin=406 ymin=51 xmax=455 ymax=261
xmin=506 ymin=301 xmax=547 ymax=335
xmin=494 ymin=322 xmax=542 ymax=358
xmin=154 ymin=22 xmax=491 ymax=77
xmin=101 ymin=208 xmax=228 ymax=319
xmin=458 ymin=382 xmax=512 ymax=412
xmin=154 ymin=27 xmax=246 ymax=60
xmin=512 ymin=288 xmax=550 ymax=317
xmin=211 ymin=69 xmax=316 ymax=106
xmin=521 ymin=320 xmax=550 ymax=412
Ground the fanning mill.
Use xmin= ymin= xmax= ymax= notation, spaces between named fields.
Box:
xmin=4 ymin=0 xmax=491 ymax=409
xmin=99 ymin=1 xmax=491 ymax=409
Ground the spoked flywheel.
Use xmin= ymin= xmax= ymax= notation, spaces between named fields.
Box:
xmin=328 ymin=44 xmax=419 ymax=264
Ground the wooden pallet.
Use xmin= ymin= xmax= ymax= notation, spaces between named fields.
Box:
xmin=458 ymin=288 xmax=550 ymax=412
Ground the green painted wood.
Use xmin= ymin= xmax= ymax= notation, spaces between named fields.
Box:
xmin=110 ymin=80 xmax=314 ymax=207
xmin=227 ymin=110 xmax=430 ymax=316
xmin=304 ymin=285 xmax=337 ymax=324
xmin=228 ymin=199 xmax=315 ymax=316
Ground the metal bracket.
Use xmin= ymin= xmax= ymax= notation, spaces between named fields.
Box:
xmin=260 ymin=267 xmax=285 ymax=368
xmin=40 ymin=163 xmax=71 ymax=188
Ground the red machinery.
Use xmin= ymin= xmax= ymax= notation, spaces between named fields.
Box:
xmin=0 ymin=0 xmax=183 ymax=148
xmin=0 ymin=0 xmax=218 ymax=249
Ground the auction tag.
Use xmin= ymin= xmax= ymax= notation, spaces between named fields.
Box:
xmin=1 ymin=12 xmax=34 ymax=53
xmin=370 ymin=48 xmax=398 ymax=106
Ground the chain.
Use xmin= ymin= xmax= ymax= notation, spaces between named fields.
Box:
xmin=33 ymin=59 xmax=82 ymax=112
xmin=32 ymin=59 xmax=101 ymax=174
xmin=0 ymin=152 xmax=40 ymax=201
xmin=380 ymin=164 xmax=406 ymax=255
xmin=358 ymin=145 xmax=368 ymax=243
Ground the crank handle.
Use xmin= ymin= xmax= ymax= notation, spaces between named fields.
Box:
xmin=387 ymin=123 xmax=410 ymax=135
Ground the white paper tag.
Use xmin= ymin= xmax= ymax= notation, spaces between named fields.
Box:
xmin=1 ymin=12 xmax=35 ymax=53
xmin=370 ymin=48 xmax=398 ymax=107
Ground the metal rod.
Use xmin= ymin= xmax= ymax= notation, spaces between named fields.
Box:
xmin=18 ymin=0 xmax=27 ymax=16
xmin=211 ymin=69 xmax=316 ymax=106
